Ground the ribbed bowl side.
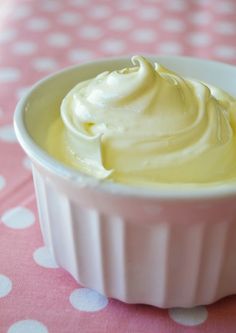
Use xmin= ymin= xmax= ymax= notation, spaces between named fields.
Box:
xmin=32 ymin=165 xmax=236 ymax=308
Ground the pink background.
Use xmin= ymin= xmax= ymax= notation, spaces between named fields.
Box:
xmin=0 ymin=0 xmax=236 ymax=332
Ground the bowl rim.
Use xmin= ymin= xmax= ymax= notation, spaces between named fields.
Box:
xmin=14 ymin=54 xmax=236 ymax=200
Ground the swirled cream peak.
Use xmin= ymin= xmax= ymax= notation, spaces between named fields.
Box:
xmin=60 ymin=56 xmax=236 ymax=184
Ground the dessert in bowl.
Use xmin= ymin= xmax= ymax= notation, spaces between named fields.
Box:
xmin=14 ymin=55 xmax=236 ymax=308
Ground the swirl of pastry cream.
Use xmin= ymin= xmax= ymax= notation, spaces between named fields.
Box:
xmin=61 ymin=55 xmax=236 ymax=184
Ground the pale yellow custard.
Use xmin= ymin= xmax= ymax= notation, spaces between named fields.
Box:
xmin=46 ymin=56 xmax=236 ymax=186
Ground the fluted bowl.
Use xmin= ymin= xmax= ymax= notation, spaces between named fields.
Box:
xmin=14 ymin=56 xmax=236 ymax=308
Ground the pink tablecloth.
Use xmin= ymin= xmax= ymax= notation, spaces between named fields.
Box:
xmin=0 ymin=0 xmax=236 ymax=332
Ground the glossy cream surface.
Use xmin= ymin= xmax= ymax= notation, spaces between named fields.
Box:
xmin=46 ymin=56 xmax=236 ymax=186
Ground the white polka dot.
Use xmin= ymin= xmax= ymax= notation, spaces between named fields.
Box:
xmin=159 ymin=41 xmax=183 ymax=54
xmin=187 ymin=32 xmax=211 ymax=46
xmin=58 ymin=12 xmax=82 ymax=25
xmin=33 ymin=246 xmax=59 ymax=269
xmin=70 ymin=288 xmax=108 ymax=312
xmin=192 ymin=0 xmax=210 ymax=4
xmin=0 ymin=68 xmax=20 ymax=83
xmin=0 ymin=175 xmax=6 ymax=191
xmin=214 ymin=46 xmax=236 ymax=59
xmin=0 ymin=125 xmax=17 ymax=142
xmin=131 ymin=28 xmax=156 ymax=43
xmin=0 ymin=274 xmax=12 ymax=298
xmin=215 ymin=2 xmax=236 ymax=13
xmin=79 ymin=26 xmax=103 ymax=39
xmin=26 ymin=18 xmax=50 ymax=31
xmin=47 ymin=33 xmax=71 ymax=47
xmin=215 ymin=22 xmax=236 ymax=35
xmin=89 ymin=5 xmax=112 ymax=19
xmin=169 ymin=306 xmax=208 ymax=326
xmin=0 ymin=29 xmax=17 ymax=43
xmin=100 ymin=39 xmax=126 ymax=54
xmin=16 ymin=86 xmax=30 ymax=100
xmin=12 ymin=4 xmax=32 ymax=19
xmin=70 ymin=0 xmax=89 ymax=7
xmin=108 ymin=16 xmax=133 ymax=31
xmin=2 ymin=206 xmax=35 ymax=229
xmin=32 ymin=58 xmax=58 ymax=71
xmin=68 ymin=49 xmax=94 ymax=62
xmin=162 ymin=18 xmax=186 ymax=32
xmin=23 ymin=157 xmax=32 ymax=170
xmin=8 ymin=320 xmax=48 ymax=333
xmin=41 ymin=1 xmax=61 ymax=11
xmin=13 ymin=41 xmax=37 ymax=55
xmin=189 ymin=12 xmax=212 ymax=25
xmin=137 ymin=6 xmax=160 ymax=20
xmin=166 ymin=0 xmax=187 ymax=11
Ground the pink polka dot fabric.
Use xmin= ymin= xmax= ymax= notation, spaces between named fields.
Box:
xmin=0 ymin=0 xmax=236 ymax=332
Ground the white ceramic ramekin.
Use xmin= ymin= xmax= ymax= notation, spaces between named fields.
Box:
xmin=14 ymin=56 xmax=236 ymax=308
